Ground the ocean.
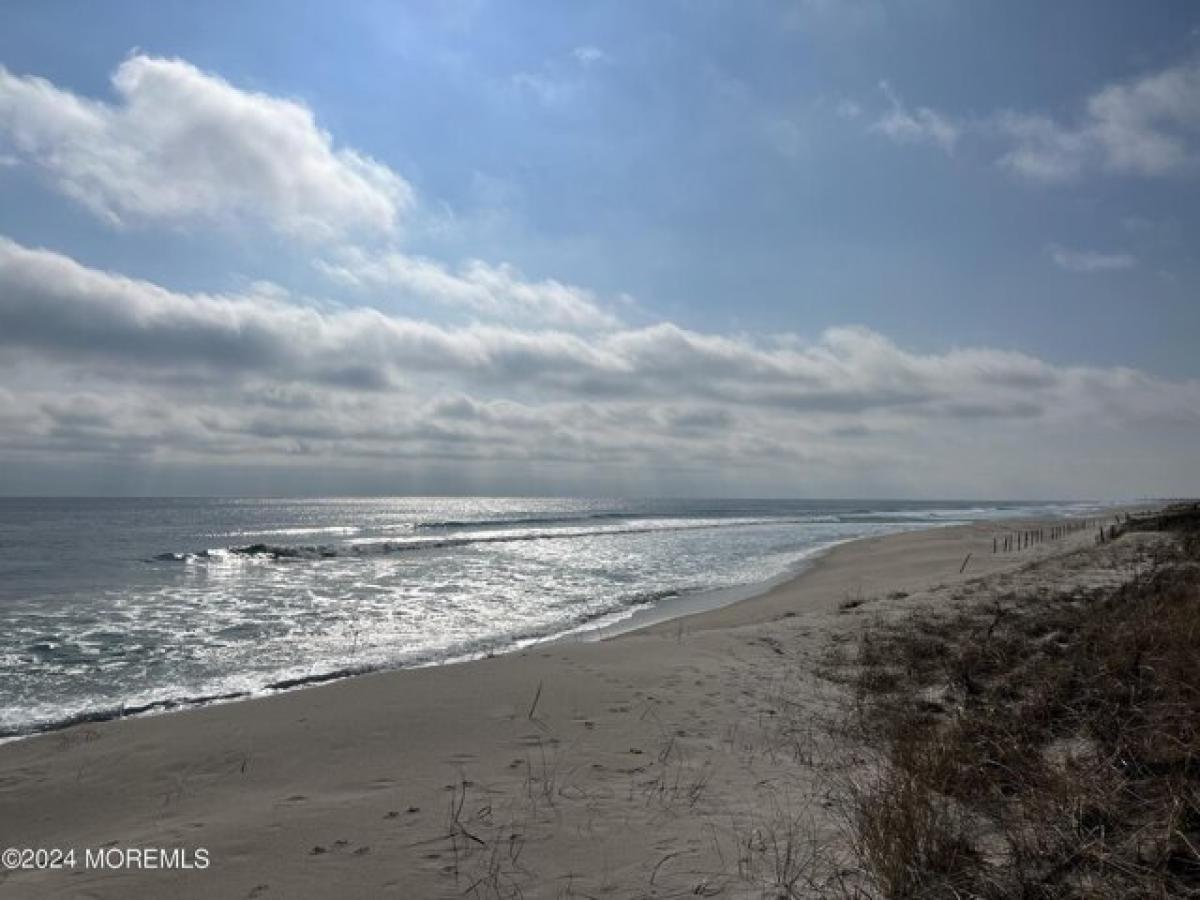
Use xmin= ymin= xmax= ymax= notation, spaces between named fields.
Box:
xmin=0 ymin=497 xmax=1100 ymax=737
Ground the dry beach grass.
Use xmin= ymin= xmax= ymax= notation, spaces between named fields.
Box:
xmin=830 ymin=504 xmax=1200 ymax=898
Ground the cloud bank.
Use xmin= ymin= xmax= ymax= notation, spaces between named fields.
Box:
xmin=1 ymin=235 xmax=1197 ymax=495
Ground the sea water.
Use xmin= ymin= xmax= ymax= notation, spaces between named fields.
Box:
xmin=0 ymin=497 xmax=1101 ymax=736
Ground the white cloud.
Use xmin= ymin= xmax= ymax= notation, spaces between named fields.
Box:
xmin=871 ymin=80 xmax=960 ymax=154
xmin=572 ymin=45 xmax=612 ymax=67
xmin=315 ymin=247 xmax=622 ymax=330
xmin=512 ymin=46 xmax=612 ymax=107
xmin=511 ymin=71 xmax=576 ymax=106
xmin=997 ymin=58 xmax=1200 ymax=182
xmin=1086 ymin=60 xmax=1200 ymax=174
xmin=861 ymin=58 xmax=1200 ymax=184
xmin=0 ymin=55 xmax=414 ymax=239
xmin=836 ymin=99 xmax=863 ymax=120
xmin=1049 ymin=245 xmax=1137 ymax=273
xmin=994 ymin=111 xmax=1092 ymax=182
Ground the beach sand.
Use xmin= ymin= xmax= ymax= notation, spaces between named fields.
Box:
xmin=0 ymin=514 xmax=1128 ymax=898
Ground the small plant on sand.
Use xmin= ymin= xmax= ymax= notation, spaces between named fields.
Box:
xmin=444 ymin=777 xmax=531 ymax=900
xmin=730 ymin=793 xmax=847 ymax=899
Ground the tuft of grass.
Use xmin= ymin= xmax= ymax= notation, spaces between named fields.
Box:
xmin=847 ymin=752 xmax=983 ymax=898
xmin=732 ymin=795 xmax=839 ymax=899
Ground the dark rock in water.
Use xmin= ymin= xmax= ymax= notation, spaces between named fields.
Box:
xmin=235 ymin=542 xmax=275 ymax=556
xmin=233 ymin=543 xmax=306 ymax=559
xmin=157 ymin=542 xmax=339 ymax=563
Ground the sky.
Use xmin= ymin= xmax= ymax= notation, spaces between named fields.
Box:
xmin=0 ymin=0 xmax=1197 ymax=499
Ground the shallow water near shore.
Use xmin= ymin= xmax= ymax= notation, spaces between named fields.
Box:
xmin=0 ymin=497 xmax=1102 ymax=736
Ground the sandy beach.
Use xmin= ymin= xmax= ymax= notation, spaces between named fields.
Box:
xmin=0 ymin=514 xmax=1133 ymax=898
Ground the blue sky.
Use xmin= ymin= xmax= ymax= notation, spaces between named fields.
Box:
xmin=0 ymin=1 xmax=1197 ymax=497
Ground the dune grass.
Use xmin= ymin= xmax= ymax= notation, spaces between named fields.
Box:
xmin=836 ymin=505 xmax=1200 ymax=898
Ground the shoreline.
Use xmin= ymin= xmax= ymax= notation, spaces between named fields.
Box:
xmin=571 ymin=532 xmax=860 ymax=641
xmin=2 ymin=517 xmax=1020 ymax=741
xmin=0 ymin=508 xmax=1138 ymax=898
xmin=0 ymin=529 xmax=865 ymax=742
